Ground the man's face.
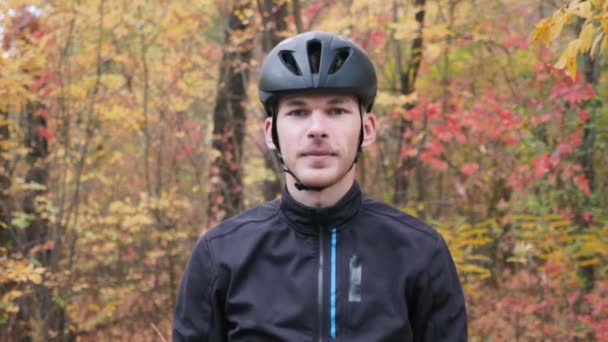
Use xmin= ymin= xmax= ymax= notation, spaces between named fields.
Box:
xmin=265 ymin=93 xmax=376 ymax=189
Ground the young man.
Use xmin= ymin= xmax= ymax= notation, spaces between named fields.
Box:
xmin=173 ymin=31 xmax=467 ymax=341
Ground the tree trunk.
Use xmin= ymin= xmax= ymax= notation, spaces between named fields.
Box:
xmin=259 ymin=0 xmax=288 ymax=201
xmin=0 ymin=107 xmax=17 ymax=336
xmin=0 ymin=7 xmax=73 ymax=340
xmin=207 ymin=0 xmax=254 ymax=225
xmin=292 ymin=0 xmax=304 ymax=34
xmin=392 ymin=0 xmax=426 ymax=206
xmin=577 ymin=40 xmax=601 ymax=293
xmin=259 ymin=0 xmax=288 ymax=52
xmin=432 ymin=0 xmax=457 ymax=218
xmin=572 ymin=18 xmax=602 ymax=342
xmin=20 ymin=102 xmax=73 ymax=341
xmin=0 ymin=107 xmax=12 ymax=246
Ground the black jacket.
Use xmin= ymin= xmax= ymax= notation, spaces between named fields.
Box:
xmin=173 ymin=182 xmax=467 ymax=341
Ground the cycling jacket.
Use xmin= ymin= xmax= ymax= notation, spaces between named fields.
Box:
xmin=173 ymin=181 xmax=467 ymax=341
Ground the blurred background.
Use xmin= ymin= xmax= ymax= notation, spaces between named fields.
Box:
xmin=0 ymin=0 xmax=607 ymax=340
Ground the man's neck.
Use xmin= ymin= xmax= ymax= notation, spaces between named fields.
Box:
xmin=285 ymin=172 xmax=355 ymax=208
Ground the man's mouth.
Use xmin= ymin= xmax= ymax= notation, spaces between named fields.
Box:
xmin=300 ymin=150 xmax=335 ymax=157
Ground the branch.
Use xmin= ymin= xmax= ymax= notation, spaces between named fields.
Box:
xmin=292 ymin=0 xmax=303 ymax=34
xmin=63 ymin=0 xmax=106 ymax=265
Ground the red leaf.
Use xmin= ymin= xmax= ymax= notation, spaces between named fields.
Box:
xmin=503 ymin=33 xmax=529 ymax=49
xmin=574 ymin=175 xmax=591 ymax=196
xmin=177 ymin=146 xmax=193 ymax=158
xmin=426 ymin=102 xmax=441 ymax=117
xmin=552 ymin=142 xmax=573 ymax=164
xmin=30 ymin=77 xmax=47 ymax=92
xmin=569 ymin=131 xmax=583 ymax=146
xmin=404 ymin=107 xmax=421 ymax=121
xmin=399 ymin=145 xmax=416 ymax=160
xmin=501 ymin=135 xmax=520 ymax=145
xmin=32 ymin=28 xmax=47 ymax=39
xmin=552 ymin=79 xmax=595 ymax=106
xmin=461 ymin=163 xmax=479 ymax=177
xmin=37 ymin=126 xmax=55 ymax=140
xmin=579 ymin=109 xmax=589 ymax=122
xmin=402 ymin=127 xmax=414 ymax=140
xmin=432 ymin=124 xmax=453 ymax=142
xmin=427 ymin=141 xmax=444 ymax=156
xmin=567 ymin=291 xmax=580 ymax=306
xmin=583 ymin=211 xmax=592 ymax=223
xmin=420 ymin=151 xmax=434 ymax=162
xmin=429 ymin=158 xmax=448 ymax=171
xmin=35 ymin=108 xmax=51 ymax=121
xmin=532 ymin=155 xmax=552 ymax=179
xmin=368 ymin=30 xmax=386 ymax=46
xmin=557 ymin=142 xmax=573 ymax=155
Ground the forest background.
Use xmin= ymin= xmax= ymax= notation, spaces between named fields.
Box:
xmin=1 ymin=0 xmax=607 ymax=340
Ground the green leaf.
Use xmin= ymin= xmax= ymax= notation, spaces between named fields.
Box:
xmin=10 ymin=212 xmax=37 ymax=229
xmin=24 ymin=182 xmax=47 ymax=191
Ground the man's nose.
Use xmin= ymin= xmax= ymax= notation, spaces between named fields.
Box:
xmin=307 ymin=111 xmax=328 ymax=138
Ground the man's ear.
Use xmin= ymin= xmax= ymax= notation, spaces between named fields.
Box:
xmin=264 ymin=117 xmax=277 ymax=150
xmin=361 ymin=112 xmax=376 ymax=147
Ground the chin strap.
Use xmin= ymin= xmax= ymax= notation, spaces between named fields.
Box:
xmin=275 ymin=152 xmax=324 ymax=191
xmin=276 ymin=151 xmax=360 ymax=192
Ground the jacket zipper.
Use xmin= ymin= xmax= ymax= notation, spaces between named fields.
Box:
xmin=317 ymin=227 xmax=324 ymax=342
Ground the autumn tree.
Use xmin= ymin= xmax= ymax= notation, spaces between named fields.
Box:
xmin=0 ymin=6 xmax=73 ymax=340
xmin=207 ymin=0 xmax=255 ymax=225
xmin=391 ymin=0 xmax=426 ymax=206
xmin=532 ymin=6 xmax=607 ymax=336
xmin=258 ymin=0 xmax=289 ymax=200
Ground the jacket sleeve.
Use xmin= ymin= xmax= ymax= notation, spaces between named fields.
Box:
xmin=412 ymin=232 xmax=468 ymax=341
xmin=173 ymin=237 xmax=227 ymax=342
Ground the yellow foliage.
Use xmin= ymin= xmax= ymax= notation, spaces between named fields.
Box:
xmin=434 ymin=219 xmax=494 ymax=289
xmin=459 ymin=264 xmax=491 ymax=279
xmin=66 ymin=77 xmax=97 ymax=100
xmin=178 ymin=70 xmax=210 ymax=99
xmin=100 ymin=105 xmax=144 ymax=132
xmin=507 ymin=213 xmax=608 ymax=275
xmin=375 ymin=91 xmax=418 ymax=109
xmin=243 ymin=157 xmax=277 ymax=186
xmin=578 ymin=257 xmax=601 ymax=267
xmin=100 ymin=74 xmax=126 ymax=91
xmin=0 ymin=258 xmax=45 ymax=285
xmin=532 ymin=0 xmax=608 ymax=78
xmin=423 ymin=23 xmax=451 ymax=42
xmin=2 ymin=290 xmax=23 ymax=303
xmin=390 ymin=21 xmax=420 ymax=41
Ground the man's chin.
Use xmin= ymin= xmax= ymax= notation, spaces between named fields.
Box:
xmin=296 ymin=172 xmax=340 ymax=189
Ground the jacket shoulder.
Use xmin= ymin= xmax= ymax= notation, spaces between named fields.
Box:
xmin=203 ymin=199 xmax=280 ymax=241
xmin=361 ymin=197 xmax=438 ymax=241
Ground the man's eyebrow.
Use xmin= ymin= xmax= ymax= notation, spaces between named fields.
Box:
xmin=281 ymin=96 xmax=354 ymax=107
xmin=326 ymin=97 xmax=352 ymax=105
xmin=282 ymin=99 xmax=308 ymax=107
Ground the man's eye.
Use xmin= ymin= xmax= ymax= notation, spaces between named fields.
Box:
xmin=329 ymin=108 xmax=349 ymax=115
xmin=288 ymin=110 xmax=307 ymax=117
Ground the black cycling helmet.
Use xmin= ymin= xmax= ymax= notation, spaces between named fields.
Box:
xmin=259 ymin=31 xmax=377 ymax=116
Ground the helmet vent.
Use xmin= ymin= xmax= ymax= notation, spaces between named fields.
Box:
xmin=307 ymin=40 xmax=322 ymax=74
xmin=328 ymin=48 xmax=351 ymax=74
xmin=279 ymin=51 xmax=302 ymax=76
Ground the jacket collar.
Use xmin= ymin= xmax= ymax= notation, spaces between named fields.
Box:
xmin=280 ymin=181 xmax=362 ymax=235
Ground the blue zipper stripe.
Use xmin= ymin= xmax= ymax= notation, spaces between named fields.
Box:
xmin=330 ymin=228 xmax=337 ymax=339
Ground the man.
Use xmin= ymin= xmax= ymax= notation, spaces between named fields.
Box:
xmin=173 ymin=31 xmax=467 ymax=341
